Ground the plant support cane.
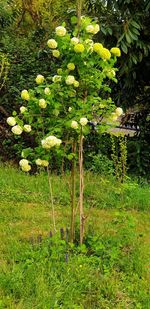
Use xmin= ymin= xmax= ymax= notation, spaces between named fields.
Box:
xmin=79 ymin=127 xmax=84 ymax=244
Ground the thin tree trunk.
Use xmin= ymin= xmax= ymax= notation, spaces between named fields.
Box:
xmin=70 ymin=140 xmax=77 ymax=242
xmin=47 ymin=166 xmax=56 ymax=233
xmin=79 ymin=129 xmax=84 ymax=244
xmin=77 ymin=0 xmax=83 ymax=36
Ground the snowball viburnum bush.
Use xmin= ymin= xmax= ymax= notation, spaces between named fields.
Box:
xmin=6 ymin=16 xmax=122 ymax=172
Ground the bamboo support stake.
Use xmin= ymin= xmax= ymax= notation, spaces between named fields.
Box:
xmin=79 ymin=128 xmax=84 ymax=244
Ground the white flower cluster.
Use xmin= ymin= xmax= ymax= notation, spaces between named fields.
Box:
xmin=71 ymin=118 xmax=88 ymax=129
xmin=35 ymin=159 xmax=49 ymax=167
xmin=86 ymin=24 xmax=100 ymax=34
xmin=35 ymin=74 xmax=44 ymax=85
xmin=111 ymin=107 xmax=123 ymax=122
xmin=7 ymin=117 xmax=31 ymax=135
xmin=19 ymin=159 xmax=31 ymax=172
xmin=41 ymin=135 xmax=62 ymax=149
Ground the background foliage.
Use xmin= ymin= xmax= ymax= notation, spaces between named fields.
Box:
xmin=0 ymin=0 xmax=150 ymax=178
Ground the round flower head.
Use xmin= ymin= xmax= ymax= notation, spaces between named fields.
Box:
xmin=99 ymin=48 xmax=111 ymax=60
xmin=67 ymin=63 xmax=75 ymax=71
xmin=93 ymin=43 xmax=103 ymax=53
xmin=21 ymin=164 xmax=31 ymax=172
xmin=52 ymin=75 xmax=62 ymax=83
xmin=35 ymin=74 xmax=44 ymax=85
xmin=115 ymin=107 xmax=123 ymax=116
xmin=80 ymin=117 xmax=88 ymax=126
xmin=20 ymin=106 xmax=27 ymax=114
xmin=71 ymin=120 xmax=78 ymax=129
xmin=55 ymin=26 xmax=66 ymax=37
xmin=35 ymin=159 xmax=42 ymax=166
xmin=41 ymin=160 xmax=49 ymax=167
xmin=44 ymin=87 xmax=51 ymax=95
xmin=73 ymin=80 xmax=79 ymax=88
xmin=23 ymin=125 xmax=31 ymax=132
xmin=57 ymin=68 xmax=62 ymax=75
xmin=39 ymin=99 xmax=47 ymax=109
xmin=106 ymin=69 xmax=116 ymax=79
xmin=47 ymin=39 xmax=57 ymax=49
xmin=42 ymin=135 xmax=61 ymax=149
xmin=52 ymin=50 xmax=60 ymax=58
xmin=19 ymin=159 xmax=29 ymax=167
xmin=12 ymin=125 xmax=23 ymax=135
xmin=65 ymin=75 xmax=75 ymax=85
xmin=68 ymin=107 xmax=72 ymax=112
xmin=86 ymin=24 xmax=95 ymax=33
xmin=93 ymin=24 xmax=100 ymax=34
xmin=110 ymin=47 xmax=121 ymax=57
xmin=111 ymin=112 xmax=118 ymax=122
xmin=74 ymin=43 xmax=85 ymax=53
xmin=21 ymin=89 xmax=30 ymax=101
xmin=55 ymin=138 xmax=62 ymax=146
xmin=71 ymin=37 xmax=79 ymax=45
xmin=7 ymin=117 xmax=16 ymax=126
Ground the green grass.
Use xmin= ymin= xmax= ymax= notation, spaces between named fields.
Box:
xmin=0 ymin=163 xmax=150 ymax=308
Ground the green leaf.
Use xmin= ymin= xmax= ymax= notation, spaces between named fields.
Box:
xmin=121 ymin=42 xmax=128 ymax=54
xmin=130 ymin=20 xmax=141 ymax=29
xmin=125 ymin=33 xmax=132 ymax=44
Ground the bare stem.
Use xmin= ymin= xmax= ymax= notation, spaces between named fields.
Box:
xmin=47 ymin=166 xmax=56 ymax=233
xmin=77 ymin=0 xmax=83 ymax=36
xmin=79 ymin=128 xmax=84 ymax=244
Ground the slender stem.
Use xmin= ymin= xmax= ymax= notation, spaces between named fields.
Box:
xmin=77 ymin=0 xmax=83 ymax=36
xmin=70 ymin=140 xmax=77 ymax=242
xmin=47 ymin=166 xmax=56 ymax=233
xmin=79 ymin=128 xmax=84 ymax=244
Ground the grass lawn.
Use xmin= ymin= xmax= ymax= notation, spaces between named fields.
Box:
xmin=0 ymin=164 xmax=150 ymax=308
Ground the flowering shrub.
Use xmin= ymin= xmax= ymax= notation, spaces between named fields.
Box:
xmin=6 ymin=16 xmax=123 ymax=241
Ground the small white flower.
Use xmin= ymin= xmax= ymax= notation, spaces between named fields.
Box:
xmin=39 ymin=99 xmax=47 ymax=109
xmin=41 ymin=135 xmax=61 ymax=149
xmin=65 ymin=75 xmax=75 ymax=85
xmin=44 ymin=87 xmax=51 ymax=95
xmin=73 ymin=80 xmax=79 ymax=88
xmin=93 ymin=24 xmax=100 ymax=34
xmin=86 ymin=25 xmax=95 ymax=33
xmin=20 ymin=106 xmax=27 ymax=114
xmin=19 ymin=159 xmax=29 ymax=167
xmin=21 ymin=89 xmax=30 ymax=101
xmin=52 ymin=50 xmax=60 ymax=58
xmin=55 ymin=26 xmax=66 ymax=37
xmin=115 ymin=107 xmax=123 ymax=116
xmin=41 ymin=160 xmax=49 ymax=167
xmin=7 ymin=117 xmax=16 ymax=126
xmin=52 ymin=75 xmax=62 ymax=83
xmin=68 ymin=107 xmax=72 ymax=112
xmin=67 ymin=63 xmax=75 ymax=71
xmin=71 ymin=120 xmax=78 ymax=129
xmin=12 ymin=125 xmax=23 ymax=135
xmin=71 ymin=37 xmax=79 ymax=45
xmin=111 ymin=112 xmax=118 ymax=122
xmin=47 ymin=39 xmax=57 ymax=49
xmin=21 ymin=164 xmax=31 ymax=172
xmin=23 ymin=125 xmax=31 ymax=133
xmin=35 ymin=74 xmax=44 ymax=85
xmin=80 ymin=117 xmax=88 ymax=126
xmin=35 ymin=159 xmax=42 ymax=166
